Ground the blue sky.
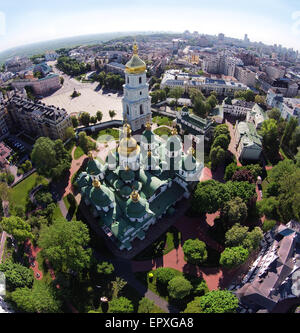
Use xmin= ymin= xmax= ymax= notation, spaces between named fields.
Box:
xmin=0 ymin=0 xmax=300 ymax=52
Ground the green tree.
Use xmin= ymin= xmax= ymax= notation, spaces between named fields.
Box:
xmin=260 ymin=119 xmax=280 ymax=161
xmin=71 ymin=116 xmax=79 ymax=128
xmin=262 ymin=220 xmax=277 ymax=233
xmin=182 ymin=239 xmax=208 ymax=265
xmin=167 ymin=276 xmax=193 ymax=300
xmin=109 ymin=110 xmax=117 ymax=120
xmin=96 ymin=111 xmax=103 ymax=123
xmin=138 ymin=298 xmax=156 ymax=313
xmin=169 ymin=87 xmax=184 ymax=108
xmin=191 ymin=180 xmax=226 ymax=215
xmin=210 ymin=145 xmax=226 ymax=170
xmin=197 ymin=290 xmax=239 ymax=313
xmin=96 ymin=262 xmax=114 ymax=277
xmin=184 ymin=297 xmax=203 ymax=313
xmin=155 ymin=268 xmax=177 ymax=288
xmin=11 ymin=284 xmax=61 ymax=313
xmin=257 ymin=197 xmax=279 ymax=220
xmin=65 ymin=127 xmax=75 ymax=140
xmin=193 ymin=97 xmax=208 ymax=118
xmin=224 ymin=163 xmax=239 ymax=181
xmin=38 ymin=219 xmax=92 ymax=273
xmin=207 ymin=94 xmax=218 ymax=109
xmin=78 ymin=132 xmax=96 ymax=154
xmin=255 ymin=95 xmax=266 ymax=105
xmin=268 ymin=108 xmax=281 ymax=122
xmin=0 ymin=216 xmax=33 ymax=243
xmin=242 ymin=227 xmax=263 ymax=252
xmin=79 ymin=112 xmax=91 ymax=127
xmin=31 ymin=137 xmax=57 ymax=176
xmin=220 ymin=246 xmax=249 ymax=269
xmin=289 ymin=126 xmax=300 ymax=155
xmin=108 ymin=297 xmax=134 ymax=314
xmin=212 ymin=134 xmax=230 ymax=151
xmin=225 ymin=224 xmax=249 ymax=248
xmin=0 ymin=261 xmax=34 ymax=290
xmin=222 ymin=197 xmax=248 ymax=227
xmin=111 ymin=277 xmax=127 ymax=298
xmin=213 ymin=124 xmax=230 ymax=142
xmin=281 ymin=117 xmax=298 ymax=148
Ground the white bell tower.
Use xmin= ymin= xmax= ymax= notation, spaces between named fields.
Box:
xmin=122 ymin=42 xmax=152 ymax=132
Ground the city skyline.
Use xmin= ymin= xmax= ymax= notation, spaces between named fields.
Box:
xmin=0 ymin=0 xmax=300 ymax=53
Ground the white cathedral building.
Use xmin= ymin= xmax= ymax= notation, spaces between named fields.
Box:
xmin=122 ymin=43 xmax=152 ymax=132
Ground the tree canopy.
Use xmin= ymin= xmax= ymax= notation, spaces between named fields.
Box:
xmin=108 ymin=297 xmax=134 ymax=313
xmin=167 ymin=276 xmax=193 ymax=300
xmin=195 ymin=290 xmax=239 ymax=313
xmin=182 ymin=239 xmax=208 ymax=265
xmin=220 ymin=246 xmax=249 ymax=269
xmin=38 ymin=219 xmax=92 ymax=273
xmin=0 ymin=216 xmax=33 ymax=243
xmin=0 ymin=260 xmax=34 ymax=290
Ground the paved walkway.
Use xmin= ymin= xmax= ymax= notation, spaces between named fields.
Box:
xmin=25 ymin=240 xmax=43 ymax=280
xmin=226 ymin=120 xmax=242 ymax=167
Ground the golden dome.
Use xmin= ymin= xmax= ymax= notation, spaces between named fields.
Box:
xmin=125 ymin=42 xmax=146 ymax=75
xmin=130 ymin=190 xmax=140 ymax=203
xmin=93 ymin=178 xmax=101 ymax=188
xmin=145 ymin=122 xmax=152 ymax=131
xmin=171 ymin=127 xmax=178 ymax=136
xmin=118 ymin=123 xmax=140 ymax=157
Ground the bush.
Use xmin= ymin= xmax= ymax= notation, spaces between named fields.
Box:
xmin=96 ymin=262 xmax=114 ymax=276
xmin=155 ymin=268 xmax=177 ymax=288
xmin=262 ymin=220 xmax=277 ymax=233
xmin=182 ymin=239 xmax=208 ymax=265
xmin=108 ymin=297 xmax=134 ymax=313
xmin=167 ymin=276 xmax=193 ymax=300
xmin=138 ymin=298 xmax=156 ymax=313
xmin=219 ymin=246 xmax=249 ymax=269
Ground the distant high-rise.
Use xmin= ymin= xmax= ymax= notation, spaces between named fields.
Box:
xmin=218 ymin=33 xmax=225 ymax=42
xmin=244 ymin=34 xmax=250 ymax=44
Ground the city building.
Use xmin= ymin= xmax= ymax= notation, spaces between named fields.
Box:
xmin=11 ymin=74 xmax=61 ymax=97
xmin=76 ymin=122 xmax=203 ymax=252
xmin=234 ymin=121 xmax=263 ymax=161
xmin=122 ymin=43 xmax=152 ymax=132
xmin=176 ymin=105 xmax=215 ymax=142
xmin=246 ymin=103 xmax=268 ymax=129
xmin=105 ymin=62 xmax=126 ymax=76
xmin=6 ymin=95 xmax=72 ymax=140
xmin=235 ymin=66 xmax=257 ymax=87
xmin=161 ymin=70 xmax=247 ymax=97
xmin=236 ymin=221 xmax=300 ymax=313
xmin=222 ymin=99 xmax=255 ymax=119
xmin=45 ymin=51 xmax=59 ymax=62
xmin=0 ymin=104 xmax=10 ymax=140
xmin=5 ymin=57 xmax=32 ymax=73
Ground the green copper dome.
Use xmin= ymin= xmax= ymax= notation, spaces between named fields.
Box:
xmin=85 ymin=183 xmax=114 ymax=208
xmin=119 ymin=168 xmax=135 ymax=183
xmin=77 ymin=172 xmax=92 ymax=188
xmin=126 ymin=194 xmax=148 ymax=219
xmin=120 ymin=185 xmax=132 ymax=197
xmin=86 ymin=159 xmax=103 ymax=175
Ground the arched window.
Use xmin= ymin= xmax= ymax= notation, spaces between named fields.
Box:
xmin=127 ymin=77 xmax=129 ymax=84
xmin=139 ymin=77 xmax=142 ymax=84
xmin=140 ymin=105 xmax=144 ymax=115
xmin=127 ymin=105 xmax=130 ymax=115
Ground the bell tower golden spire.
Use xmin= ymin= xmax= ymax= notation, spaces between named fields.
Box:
xmin=133 ymin=37 xmax=138 ymax=55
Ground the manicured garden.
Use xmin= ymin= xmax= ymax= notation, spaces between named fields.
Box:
xmin=74 ymin=146 xmax=85 ymax=160
xmin=91 ymin=128 xmax=121 ymax=142
xmin=154 ymin=127 xmax=172 ymax=137
xmin=152 ymin=115 xmax=174 ymax=127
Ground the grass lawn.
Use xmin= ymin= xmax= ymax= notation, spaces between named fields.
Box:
xmin=152 ymin=116 xmax=174 ymax=127
xmin=154 ymin=127 xmax=172 ymax=137
xmin=91 ymin=128 xmax=121 ymax=142
xmin=74 ymin=146 xmax=85 ymax=160
xmin=11 ymin=173 xmax=48 ymax=209
xmin=33 ymin=251 xmax=53 ymax=287
xmin=52 ymin=204 xmax=65 ymax=221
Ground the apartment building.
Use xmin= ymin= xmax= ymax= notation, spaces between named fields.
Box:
xmin=7 ymin=96 xmax=72 ymax=141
